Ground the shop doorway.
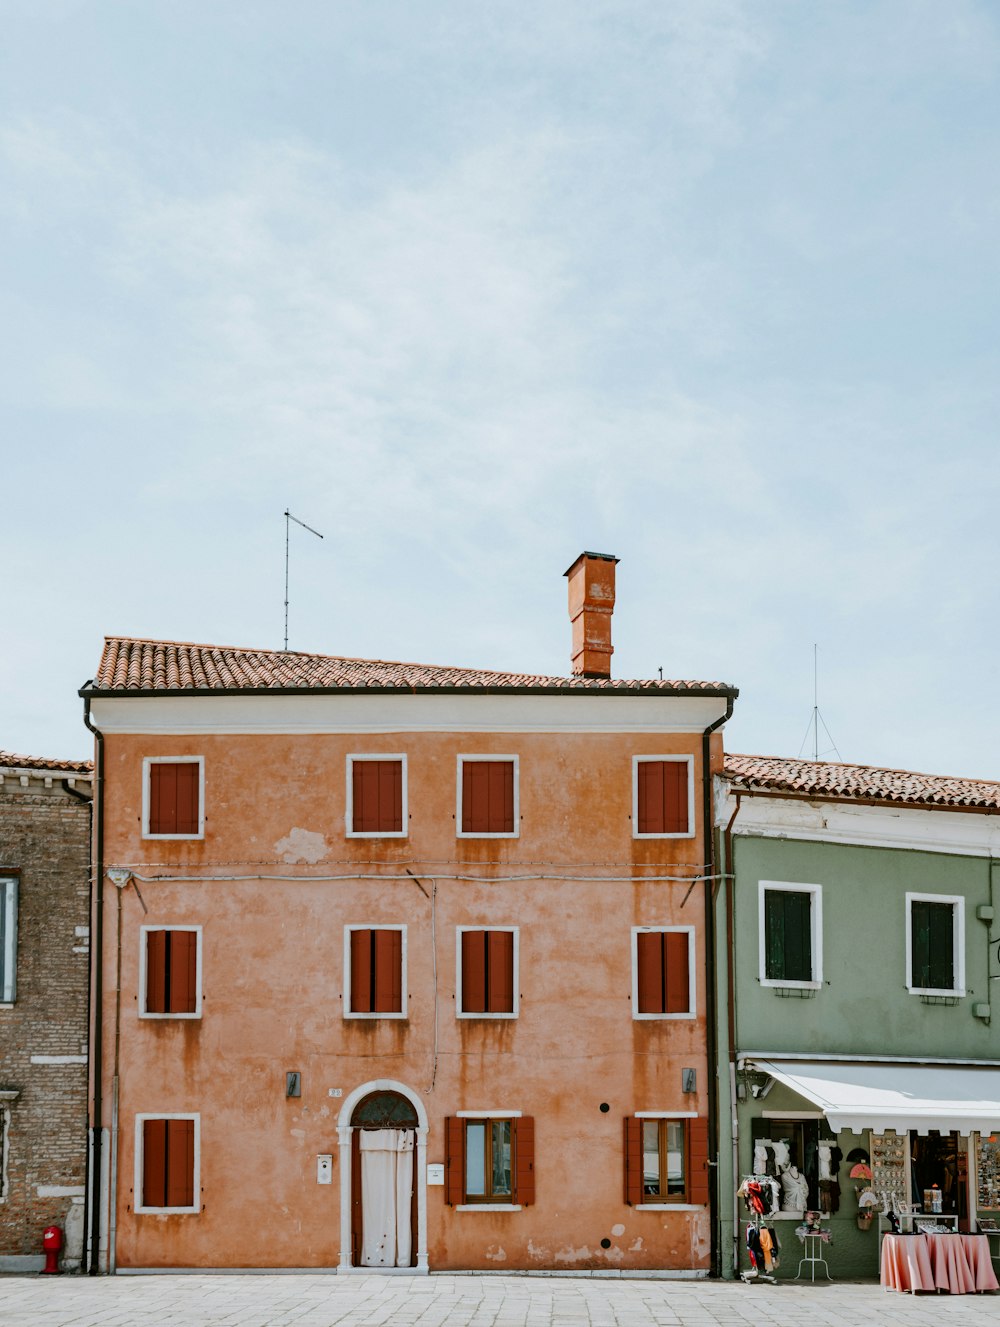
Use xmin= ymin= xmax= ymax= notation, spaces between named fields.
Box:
xmin=349 ymin=1090 xmax=419 ymax=1268
xmin=910 ymin=1130 xmax=968 ymax=1227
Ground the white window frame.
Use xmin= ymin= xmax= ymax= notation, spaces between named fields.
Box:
xmin=345 ymin=754 xmax=408 ymax=839
xmin=0 ymin=876 xmax=18 ymax=1005
xmin=141 ymin=756 xmax=205 ymax=841
xmin=134 ymin=1112 xmax=201 ymax=1215
xmin=631 ymin=925 xmax=696 ymax=1020
xmin=455 ymin=1110 xmax=522 ymax=1211
xmin=138 ymin=926 xmax=203 ymax=1020
xmin=343 ymin=924 xmax=408 ymax=1020
xmin=631 ymin=755 xmax=695 ymax=840
xmin=456 ymin=755 xmax=520 ymax=839
xmin=758 ymin=880 xmax=823 ymax=991
xmin=455 ymin=926 xmax=519 ymax=1020
xmin=0 ymin=1092 xmax=18 ymax=1202
xmin=905 ymin=892 xmax=965 ymax=996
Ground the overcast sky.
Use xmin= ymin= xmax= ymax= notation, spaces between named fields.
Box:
xmin=3 ymin=1 xmax=999 ymax=777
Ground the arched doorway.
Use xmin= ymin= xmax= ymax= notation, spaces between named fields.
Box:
xmin=337 ymin=1080 xmax=429 ymax=1274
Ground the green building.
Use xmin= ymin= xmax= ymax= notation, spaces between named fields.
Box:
xmin=714 ymin=754 xmax=1000 ymax=1280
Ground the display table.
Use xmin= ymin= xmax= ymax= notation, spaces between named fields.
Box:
xmin=881 ymin=1234 xmax=1000 ymax=1294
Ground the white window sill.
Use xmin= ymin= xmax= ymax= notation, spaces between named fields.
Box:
xmin=637 ymin=1203 xmax=703 ymax=1211
xmin=0 ymin=1003 xmax=14 ymax=1010
xmin=139 ymin=1013 xmax=202 ymax=1021
xmin=343 ymin=1013 xmax=408 ymax=1020
xmin=135 ymin=1206 xmax=200 ymax=1216
xmin=632 ymin=1013 xmax=696 ymax=1021
xmin=346 ymin=831 xmax=408 ymax=839
xmin=140 ymin=834 xmax=205 ymax=842
xmin=632 ymin=832 xmax=695 ymax=841
xmin=760 ymin=979 xmax=822 ymax=990
xmin=455 ymin=1204 xmax=521 ymax=1212
xmin=456 ymin=1012 xmax=518 ymax=1021
xmin=908 ymin=987 xmax=965 ymax=998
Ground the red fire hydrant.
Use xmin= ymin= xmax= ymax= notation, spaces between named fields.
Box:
xmin=42 ymin=1225 xmax=62 ymax=1274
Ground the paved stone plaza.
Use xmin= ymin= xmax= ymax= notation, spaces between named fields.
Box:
xmin=1 ymin=1274 xmax=999 ymax=1327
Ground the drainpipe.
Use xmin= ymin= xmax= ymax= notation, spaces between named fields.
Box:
xmin=723 ymin=791 xmax=742 ymax=1274
xmin=702 ymin=695 xmax=734 ymax=1280
xmin=82 ymin=695 xmax=105 ymax=1276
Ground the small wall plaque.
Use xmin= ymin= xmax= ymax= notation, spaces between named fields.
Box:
xmin=427 ymin=1163 xmax=445 ymax=1186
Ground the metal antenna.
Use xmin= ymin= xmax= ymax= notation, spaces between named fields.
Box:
xmin=796 ymin=643 xmax=842 ymax=763
xmin=284 ymin=509 xmax=324 ymax=651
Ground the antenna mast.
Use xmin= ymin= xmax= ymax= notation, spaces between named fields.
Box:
xmin=797 ymin=643 xmax=842 ymax=763
xmin=284 ymin=509 xmax=324 ymax=651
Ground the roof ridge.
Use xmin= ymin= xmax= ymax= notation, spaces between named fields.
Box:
xmin=101 ymin=635 xmax=568 ymax=680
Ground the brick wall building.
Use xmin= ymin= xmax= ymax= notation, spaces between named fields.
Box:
xmin=1 ymin=750 xmax=93 ymax=1272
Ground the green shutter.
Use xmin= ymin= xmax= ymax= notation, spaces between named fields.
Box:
xmin=912 ymin=900 xmax=954 ymax=990
xmin=765 ymin=889 xmax=812 ymax=982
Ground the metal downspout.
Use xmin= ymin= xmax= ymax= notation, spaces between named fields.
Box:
xmin=702 ymin=695 xmax=734 ymax=1279
xmin=82 ymin=696 xmax=105 ymax=1276
xmin=723 ymin=792 xmax=742 ymax=1274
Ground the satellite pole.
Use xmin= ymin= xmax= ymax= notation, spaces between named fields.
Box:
xmin=284 ymin=509 xmax=324 ymax=651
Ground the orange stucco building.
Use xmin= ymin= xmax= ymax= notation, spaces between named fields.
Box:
xmin=82 ymin=554 xmax=737 ymax=1275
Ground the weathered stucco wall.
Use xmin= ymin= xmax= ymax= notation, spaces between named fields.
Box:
xmin=99 ymin=728 xmax=714 ymax=1271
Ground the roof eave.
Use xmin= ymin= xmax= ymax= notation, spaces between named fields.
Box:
xmin=81 ymin=682 xmax=739 ymax=701
xmin=722 ymin=778 xmax=1000 ymax=817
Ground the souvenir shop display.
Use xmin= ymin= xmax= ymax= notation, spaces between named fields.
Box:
xmin=738 ymin=1177 xmax=781 ymax=1284
xmin=871 ymin=1131 xmax=907 ymax=1214
xmin=793 ymin=1210 xmax=832 ymax=1282
xmin=976 ymin=1134 xmax=1000 ymax=1212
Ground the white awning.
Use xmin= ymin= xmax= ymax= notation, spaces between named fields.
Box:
xmin=747 ymin=1059 xmax=1000 ymax=1136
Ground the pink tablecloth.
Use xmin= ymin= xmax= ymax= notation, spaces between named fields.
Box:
xmin=881 ymin=1233 xmax=999 ymax=1294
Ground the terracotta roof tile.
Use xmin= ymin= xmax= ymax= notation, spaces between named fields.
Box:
xmin=0 ymin=750 xmax=93 ymax=775
xmin=86 ymin=636 xmax=737 ymax=697
xmin=724 ymin=753 xmax=1000 ymax=811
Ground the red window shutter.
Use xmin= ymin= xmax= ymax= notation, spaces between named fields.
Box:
xmin=636 ymin=761 xmax=664 ymax=835
xmin=462 ymin=761 xmax=514 ymax=833
xmin=148 ymin=763 xmax=173 ymax=835
xmin=637 ymin=762 xmax=689 ymax=835
xmin=462 ymin=762 xmax=487 ymax=833
xmin=379 ymin=761 xmax=402 ymax=832
xmin=374 ymin=929 xmax=402 ymax=1013
xmin=445 ymin=1116 xmax=465 ymax=1206
xmin=664 ymin=932 xmax=690 ymax=1014
xmin=488 ymin=762 xmax=514 ymax=833
xmin=174 ymin=762 xmax=200 ymax=835
xmin=167 ymin=931 xmax=198 ymax=1014
xmin=350 ymin=929 xmax=373 ymax=1013
xmin=353 ymin=761 xmax=403 ymax=833
xmin=514 ymin=1116 xmax=534 ymax=1206
xmin=487 ymin=931 xmax=514 ymax=1013
xmin=146 ymin=930 xmax=167 ymax=1014
xmin=353 ymin=761 xmax=376 ymax=832
xmin=149 ymin=762 xmax=199 ymax=834
xmin=143 ymin=1119 xmax=167 ymax=1207
xmin=623 ymin=1116 xmax=643 ymax=1205
xmin=688 ymin=1117 xmax=710 ymax=1206
xmin=636 ymin=931 xmax=665 ymax=1014
xmin=663 ymin=761 xmax=689 ymax=835
xmin=165 ymin=1118 xmax=195 ymax=1207
xmin=461 ymin=931 xmax=487 ymax=1013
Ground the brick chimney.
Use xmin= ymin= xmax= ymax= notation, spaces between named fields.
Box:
xmin=564 ymin=551 xmax=619 ymax=678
